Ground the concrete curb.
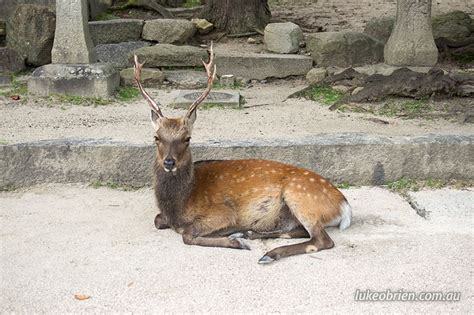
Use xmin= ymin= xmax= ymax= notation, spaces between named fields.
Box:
xmin=1 ymin=133 xmax=473 ymax=189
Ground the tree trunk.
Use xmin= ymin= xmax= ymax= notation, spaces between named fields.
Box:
xmin=201 ymin=0 xmax=271 ymax=35
xmin=384 ymin=0 xmax=438 ymax=66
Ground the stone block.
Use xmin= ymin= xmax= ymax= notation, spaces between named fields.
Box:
xmin=130 ymin=44 xmax=207 ymax=67
xmin=214 ymin=52 xmax=313 ymax=80
xmin=96 ymin=41 xmax=151 ymax=69
xmin=120 ymin=67 xmax=164 ymax=87
xmin=0 ymin=47 xmax=26 ymax=73
xmin=264 ymin=22 xmax=303 ymax=54
xmin=89 ymin=19 xmax=144 ymax=45
xmin=306 ymin=32 xmax=384 ymax=67
xmin=6 ymin=4 xmax=56 ymax=66
xmin=142 ymin=19 xmax=195 ymax=44
xmin=28 ymin=63 xmax=119 ymax=98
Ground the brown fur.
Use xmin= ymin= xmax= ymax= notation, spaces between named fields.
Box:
xmin=134 ymin=48 xmax=350 ymax=263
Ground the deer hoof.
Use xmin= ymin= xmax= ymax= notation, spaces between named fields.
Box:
xmin=228 ymin=232 xmax=244 ymax=240
xmin=258 ymin=255 xmax=276 ymax=264
xmin=232 ymin=238 xmax=250 ymax=250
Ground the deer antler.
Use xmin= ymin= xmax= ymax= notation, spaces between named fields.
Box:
xmin=133 ymin=55 xmax=164 ymax=118
xmin=186 ymin=42 xmax=217 ymax=118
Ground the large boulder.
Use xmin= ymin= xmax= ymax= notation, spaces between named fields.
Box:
xmin=364 ymin=11 xmax=474 ymax=44
xmin=120 ymin=67 xmax=164 ymax=87
xmin=306 ymin=68 xmax=327 ymax=85
xmin=129 ymin=44 xmax=207 ymax=67
xmin=142 ymin=19 xmax=196 ymax=44
xmin=96 ymin=41 xmax=151 ymax=69
xmin=432 ymin=11 xmax=474 ymax=42
xmin=264 ymin=22 xmax=303 ymax=54
xmin=306 ymin=32 xmax=384 ymax=67
xmin=0 ymin=47 xmax=26 ymax=73
xmin=6 ymin=5 xmax=56 ymax=66
xmin=89 ymin=19 xmax=144 ymax=45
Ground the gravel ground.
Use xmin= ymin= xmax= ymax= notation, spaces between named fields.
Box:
xmin=1 ymin=80 xmax=472 ymax=145
xmin=1 ymin=185 xmax=472 ymax=313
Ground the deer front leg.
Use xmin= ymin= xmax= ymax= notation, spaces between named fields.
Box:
xmin=154 ymin=213 xmax=170 ymax=229
xmin=181 ymin=224 xmax=250 ymax=250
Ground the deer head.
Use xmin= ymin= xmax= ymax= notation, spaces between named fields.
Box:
xmin=133 ymin=44 xmax=216 ymax=173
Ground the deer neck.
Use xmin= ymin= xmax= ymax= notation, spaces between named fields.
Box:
xmin=153 ymin=156 xmax=194 ymax=228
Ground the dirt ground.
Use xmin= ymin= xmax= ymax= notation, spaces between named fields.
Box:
xmin=1 ymin=79 xmax=473 ymax=145
xmin=1 ymin=184 xmax=472 ymax=313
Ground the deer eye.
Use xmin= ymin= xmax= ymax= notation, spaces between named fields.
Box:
xmin=184 ymin=137 xmax=191 ymax=143
xmin=154 ymin=136 xmax=161 ymax=143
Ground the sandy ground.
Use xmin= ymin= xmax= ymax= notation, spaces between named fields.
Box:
xmin=0 ymin=185 xmax=472 ymax=313
xmin=1 ymin=80 xmax=472 ymax=145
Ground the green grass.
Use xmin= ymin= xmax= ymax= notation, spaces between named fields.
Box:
xmin=43 ymin=87 xmax=139 ymax=106
xmin=0 ymin=139 xmax=8 ymax=145
xmin=452 ymin=52 xmax=474 ymax=64
xmin=387 ymin=178 xmax=472 ymax=196
xmin=52 ymin=94 xmax=112 ymax=106
xmin=0 ymin=77 xmax=28 ymax=100
xmin=336 ymin=182 xmax=351 ymax=189
xmin=115 ymin=86 xmax=140 ymax=102
xmin=90 ymin=180 xmax=135 ymax=191
xmin=182 ymin=0 xmax=201 ymax=8
xmin=94 ymin=12 xmax=120 ymax=21
xmin=303 ymin=85 xmax=344 ymax=105
xmin=378 ymin=98 xmax=431 ymax=117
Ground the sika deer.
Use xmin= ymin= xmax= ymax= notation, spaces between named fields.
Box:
xmin=134 ymin=44 xmax=352 ymax=264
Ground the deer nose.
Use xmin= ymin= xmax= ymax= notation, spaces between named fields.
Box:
xmin=164 ymin=158 xmax=176 ymax=169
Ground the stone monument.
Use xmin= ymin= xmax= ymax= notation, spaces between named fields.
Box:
xmin=28 ymin=0 xmax=119 ymax=98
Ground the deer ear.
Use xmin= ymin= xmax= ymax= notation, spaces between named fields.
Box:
xmin=150 ymin=109 xmax=161 ymax=130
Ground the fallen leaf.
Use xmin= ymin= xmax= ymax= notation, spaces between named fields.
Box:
xmin=74 ymin=294 xmax=91 ymax=301
xmin=127 ymin=281 xmax=134 ymax=287
xmin=10 ymin=95 xmax=20 ymax=101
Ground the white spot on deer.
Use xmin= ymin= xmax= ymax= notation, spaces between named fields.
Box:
xmin=320 ymin=178 xmax=326 ymax=183
xmin=310 ymin=178 xmax=315 ymax=182
xmin=306 ymin=193 xmax=311 ymax=197
xmin=297 ymin=184 xmax=302 ymax=189
xmin=271 ymin=169 xmax=276 ymax=174
xmin=323 ymin=188 xmax=327 ymax=193
xmin=304 ymin=171 xmax=309 ymax=175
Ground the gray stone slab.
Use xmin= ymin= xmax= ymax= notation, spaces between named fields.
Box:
xmin=130 ymin=44 xmax=207 ymax=68
xmin=89 ymin=19 xmax=144 ymax=45
xmin=27 ymin=63 xmax=119 ymax=98
xmin=0 ymin=134 xmax=472 ymax=189
xmin=215 ymin=52 xmax=313 ymax=80
xmin=51 ymin=0 xmax=96 ymax=64
xmin=171 ymin=90 xmax=241 ymax=109
xmin=96 ymin=41 xmax=151 ymax=69
xmin=164 ymin=70 xmax=208 ymax=89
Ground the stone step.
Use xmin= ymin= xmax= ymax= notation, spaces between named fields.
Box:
xmin=215 ymin=52 xmax=313 ymax=80
xmin=1 ymin=134 xmax=472 ymax=189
